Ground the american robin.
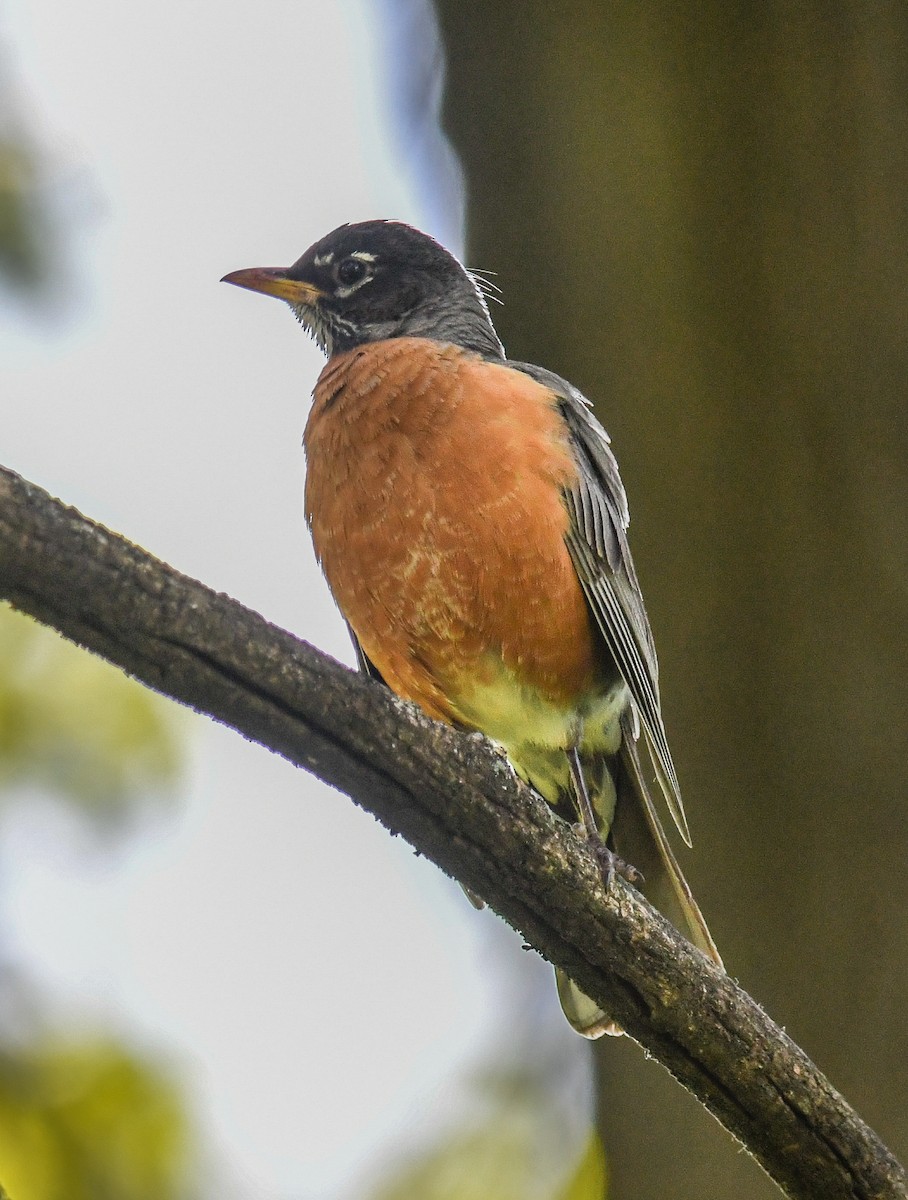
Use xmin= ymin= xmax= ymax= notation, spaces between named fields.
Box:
xmin=222 ymin=220 xmax=722 ymax=1037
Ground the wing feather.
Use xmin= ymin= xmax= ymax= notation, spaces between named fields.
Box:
xmin=512 ymin=361 xmax=691 ymax=845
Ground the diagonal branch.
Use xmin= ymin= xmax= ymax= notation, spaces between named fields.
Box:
xmin=0 ymin=462 xmax=904 ymax=1200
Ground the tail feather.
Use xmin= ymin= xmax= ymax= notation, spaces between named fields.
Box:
xmin=613 ymin=717 xmax=721 ymax=966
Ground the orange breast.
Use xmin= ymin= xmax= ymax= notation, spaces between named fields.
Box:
xmin=304 ymin=338 xmax=601 ymax=724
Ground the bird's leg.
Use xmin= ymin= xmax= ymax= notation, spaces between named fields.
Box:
xmin=566 ymin=743 xmax=641 ymax=890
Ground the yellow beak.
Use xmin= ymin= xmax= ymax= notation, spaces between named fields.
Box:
xmin=220 ymin=267 xmax=323 ymax=306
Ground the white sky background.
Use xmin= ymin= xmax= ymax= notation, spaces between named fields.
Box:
xmin=0 ymin=2 xmax=591 ymax=1197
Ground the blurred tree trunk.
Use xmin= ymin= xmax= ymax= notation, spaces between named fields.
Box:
xmin=433 ymin=4 xmax=908 ymax=1197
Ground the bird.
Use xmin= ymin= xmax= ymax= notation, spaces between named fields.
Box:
xmin=222 ymin=219 xmax=722 ymax=1037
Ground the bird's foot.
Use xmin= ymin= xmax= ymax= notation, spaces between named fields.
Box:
xmin=581 ymin=842 xmax=642 ymax=893
xmin=594 ymin=842 xmax=643 ymax=890
xmin=571 ymin=822 xmax=643 ymax=889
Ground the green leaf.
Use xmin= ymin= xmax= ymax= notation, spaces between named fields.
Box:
xmin=0 ymin=608 xmax=183 ymax=823
xmin=0 ymin=1034 xmax=191 ymax=1200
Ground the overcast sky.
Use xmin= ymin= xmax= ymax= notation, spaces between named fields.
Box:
xmin=1 ymin=2 xmax=590 ymax=1196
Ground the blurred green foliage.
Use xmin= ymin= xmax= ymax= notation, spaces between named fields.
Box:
xmin=0 ymin=569 xmax=187 ymax=1200
xmin=0 ymin=607 xmax=181 ymax=822
xmin=0 ymin=41 xmax=52 ymax=294
xmin=374 ymin=1131 xmax=604 ymax=1200
xmin=371 ymin=1069 xmax=606 ymax=1200
xmin=0 ymin=608 xmax=191 ymax=1200
xmin=0 ymin=1034 xmax=190 ymax=1200
xmin=0 ymin=132 xmax=48 ymax=291
xmin=0 ymin=43 xmax=194 ymax=1199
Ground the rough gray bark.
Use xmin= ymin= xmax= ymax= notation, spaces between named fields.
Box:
xmin=0 ymin=462 xmax=904 ymax=1200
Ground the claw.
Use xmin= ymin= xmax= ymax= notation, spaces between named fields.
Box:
xmin=592 ymin=841 xmax=643 ymax=890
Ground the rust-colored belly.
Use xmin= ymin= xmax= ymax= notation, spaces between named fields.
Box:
xmin=304 ymin=337 xmax=602 ymax=731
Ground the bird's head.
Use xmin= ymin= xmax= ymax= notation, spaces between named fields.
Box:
xmin=222 ymin=220 xmax=504 ymax=360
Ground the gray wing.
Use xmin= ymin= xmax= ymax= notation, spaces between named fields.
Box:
xmin=347 ymin=624 xmax=386 ymax=684
xmin=511 ymin=362 xmax=690 ymax=845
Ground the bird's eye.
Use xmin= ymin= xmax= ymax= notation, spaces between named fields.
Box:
xmin=337 ymin=257 xmax=367 ymax=286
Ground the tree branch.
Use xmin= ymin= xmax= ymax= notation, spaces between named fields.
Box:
xmin=0 ymin=463 xmax=903 ymax=1200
